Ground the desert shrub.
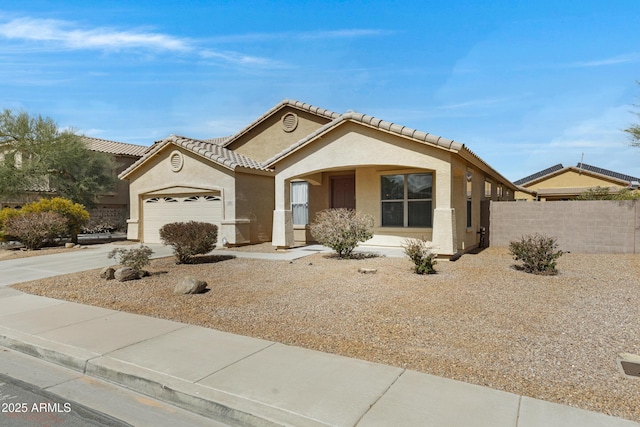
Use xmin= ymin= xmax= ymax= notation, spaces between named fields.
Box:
xmin=108 ymin=245 xmax=153 ymax=272
xmin=403 ymin=238 xmax=437 ymax=274
xmin=21 ymin=197 xmax=89 ymax=242
xmin=576 ymin=186 xmax=640 ymax=200
xmin=509 ymin=233 xmax=564 ymax=275
xmin=4 ymin=211 xmax=67 ymax=249
xmin=310 ymin=209 xmax=374 ymax=258
xmin=0 ymin=207 xmax=21 ymax=241
xmin=159 ymin=221 xmax=218 ymax=264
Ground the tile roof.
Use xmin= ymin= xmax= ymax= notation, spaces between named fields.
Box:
xmin=262 ymin=109 xmax=518 ymax=191
xmin=118 ymin=134 xmax=272 ymax=179
xmin=513 ymin=164 xmax=564 ymax=185
xmin=263 ymin=111 xmax=463 ymax=166
xmin=118 ymin=99 xmax=518 ymax=191
xmin=203 ymin=136 xmax=232 ymax=145
xmin=575 ymin=163 xmax=640 ymax=183
xmin=83 ymin=136 xmax=148 ymax=157
xmin=515 ymin=163 xmax=640 ymax=186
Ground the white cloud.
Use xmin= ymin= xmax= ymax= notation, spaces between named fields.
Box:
xmin=0 ymin=18 xmax=190 ymax=51
xmin=568 ymin=53 xmax=640 ymax=68
xmin=0 ymin=16 xmax=280 ymax=67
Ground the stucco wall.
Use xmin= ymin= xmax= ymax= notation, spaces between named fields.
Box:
xmin=490 ymin=200 xmax=640 ymax=253
xmin=125 ymin=145 xmax=236 ymax=240
xmin=226 ymin=107 xmax=331 ymax=163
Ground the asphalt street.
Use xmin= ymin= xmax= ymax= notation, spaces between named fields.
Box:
xmin=0 ymin=372 xmax=130 ymax=427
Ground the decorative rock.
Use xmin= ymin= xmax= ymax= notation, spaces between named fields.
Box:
xmin=174 ymin=276 xmax=208 ymax=295
xmin=100 ymin=266 xmax=116 ymax=280
xmin=358 ymin=268 xmax=377 ymax=274
xmin=114 ymin=267 xmax=140 ymax=282
xmin=65 ymin=242 xmax=75 ymax=249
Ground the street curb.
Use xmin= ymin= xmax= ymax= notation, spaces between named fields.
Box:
xmin=0 ymin=326 xmax=328 ymax=427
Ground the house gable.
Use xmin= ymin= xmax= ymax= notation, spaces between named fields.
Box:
xmin=222 ymin=100 xmax=340 ymax=163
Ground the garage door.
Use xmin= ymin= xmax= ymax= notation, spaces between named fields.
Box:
xmin=142 ymin=195 xmax=223 ymax=244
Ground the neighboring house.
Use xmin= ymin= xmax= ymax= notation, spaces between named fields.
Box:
xmin=119 ymin=100 xmax=518 ymax=255
xmin=1 ymin=136 xmax=147 ymax=231
xmin=82 ymin=137 xmax=149 ymax=230
xmin=513 ymin=163 xmax=640 ymax=201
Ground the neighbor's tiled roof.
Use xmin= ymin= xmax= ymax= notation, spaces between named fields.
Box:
xmin=515 ymin=163 xmax=640 ymax=186
xmin=513 ymin=164 xmax=564 ymax=185
xmin=575 ymin=163 xmax=640 ymax=183
xmin=221 ymin=99 xmax=341 ymax=148
xmin=119 ymin=134 xmax=272 ymax=179
xmin=83 ymin=136 xmax=148 ymax=157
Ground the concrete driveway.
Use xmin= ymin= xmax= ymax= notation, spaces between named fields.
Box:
xmin=1 ymin=243 xmax=175 ymax=287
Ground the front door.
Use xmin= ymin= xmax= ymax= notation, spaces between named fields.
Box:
xmin=331 ymin=175 xmax=355 ymax=209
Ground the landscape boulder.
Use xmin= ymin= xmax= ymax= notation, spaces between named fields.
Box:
xmin=114 ymin=267 xmax=140 ymax=282
xmin=174 ymin=276 xmax=208 ymax=295
xmin=100 ymin=266 xmax=116 ymax=280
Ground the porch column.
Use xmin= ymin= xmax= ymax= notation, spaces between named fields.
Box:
xmin=273 ymin=176 xmax=294 ymax=248
xmin=432 ymin=166 xmax=457 ymax=255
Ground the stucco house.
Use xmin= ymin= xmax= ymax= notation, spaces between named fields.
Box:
xmin=120 ymin=100 xmax=517 ymax=255
xmin=513 ymin=163 xmax=640 ymax=201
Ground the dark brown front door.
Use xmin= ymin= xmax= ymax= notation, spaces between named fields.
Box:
xmin=331 ymin=175 xmax=355 ymax=209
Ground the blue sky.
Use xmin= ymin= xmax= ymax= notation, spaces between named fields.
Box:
xmin=1 ymin=1 xmax=639 ymax=181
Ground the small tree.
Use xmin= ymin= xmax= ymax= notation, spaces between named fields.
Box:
xmin=625 ymin=81 xmax=640 ymax=147
xmin=160 ymin=221 xmax=218 ymax=264
xmin=108 ymin=245 xmax=153 ymax=272
xmin=403 ymin=238 xmax=437 ymax=274
xmin=509 ymin=233 xmax=564 ymax=275
xmin=0 ymin=109 xmax=116 ymax=208
xmin=310 ymin=209 xmax=374 ymax=258
xmin=5 ymin=211 xmax=67 ymax=249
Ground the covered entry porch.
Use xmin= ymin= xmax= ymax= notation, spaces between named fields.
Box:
xmin=272 ymin=164 xmax=459 ymax=256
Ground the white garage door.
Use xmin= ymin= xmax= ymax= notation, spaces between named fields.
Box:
xmin=142 ymin=195 xmax=223 ymax=244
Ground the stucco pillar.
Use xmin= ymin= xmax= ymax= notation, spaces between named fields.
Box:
xmin=433 ymin=208 xmax=457 ymax=255
xmin=433 ymin=167 xmax=457 ymax=255
xmin=273 ymin=176 xmax=294 ymax=248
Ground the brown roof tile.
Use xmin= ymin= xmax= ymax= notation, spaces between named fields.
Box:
xmin=118 ymin=135 xmax=271 ymax=179
xmin=83 ymin=136 xmax=148 ymax=157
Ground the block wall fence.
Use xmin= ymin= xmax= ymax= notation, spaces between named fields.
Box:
xmin=489 ymin=200 xmax=640 ymax=254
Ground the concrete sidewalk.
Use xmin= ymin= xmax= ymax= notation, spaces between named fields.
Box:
xmin=0 ymin=287 xmax=637 ymax=426
xmin=0 ymin=244 xmax=637 ymax=426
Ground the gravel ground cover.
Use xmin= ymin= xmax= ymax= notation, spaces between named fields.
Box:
xmin=10 ymin=246 xmax=640 ymax=422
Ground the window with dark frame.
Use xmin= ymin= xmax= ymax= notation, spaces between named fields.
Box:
xmin=381 ymin=173 xmax=432 ymax=227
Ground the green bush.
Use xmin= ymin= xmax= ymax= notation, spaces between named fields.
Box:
xmin=159 ymin=221 xmax=218 ymax=264
xmin=108 ymin=245 xmax=154 ymax=272
xmin=310 ymin=209 xmax=374 ymax=258
xmin=403 ymin=238 xmax=437 ymax=274
xmin=509 ymin=233 xmax=564 ymax=275
xmin=4 ymin=211 xmax=67 ymax=249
